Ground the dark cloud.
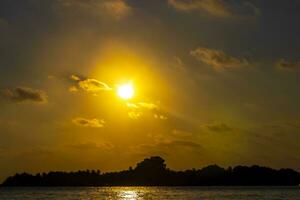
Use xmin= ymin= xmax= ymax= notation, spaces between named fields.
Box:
xmin=0 ymin=87 xmax=48 ymax=103
xmin=276 ymin=59 xmax=300 ymax=71
xmin=191 ymin=47 xmax=252 ymax=71
xmin=170 ymin=140 xmax=202 ymax=148
xmin=204 ymin=122 xmax=232 ymax=132
xmin=168 ymin=0 xmax=259 ymax=18
xmin=262 ymin=120 xmax=300 ymax=130
xmin=172 ymin=129 xmax=194 ymax=137
xmin=72 ymin=117 xmax=105 ymax=128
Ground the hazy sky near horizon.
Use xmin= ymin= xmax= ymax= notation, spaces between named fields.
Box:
xmin=0 ymin=0 xmax=300 ymax=181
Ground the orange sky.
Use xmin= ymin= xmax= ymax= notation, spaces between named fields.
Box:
xmin=0 ymin=0 xmax=300 ymax=181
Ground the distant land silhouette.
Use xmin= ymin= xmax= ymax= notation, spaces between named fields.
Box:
xmin=1 ymin=156 xmax=300 ymax=186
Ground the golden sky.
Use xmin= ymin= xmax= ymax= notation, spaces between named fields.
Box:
xmin=0 ymin=0 xmax=300 ymax=181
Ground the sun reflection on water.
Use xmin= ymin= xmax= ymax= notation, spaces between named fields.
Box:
xmin=118 ymin=190 xmax=138 ymax=200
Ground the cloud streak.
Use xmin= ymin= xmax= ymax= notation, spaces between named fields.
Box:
xmin=68 ymin=141 xmax=114 ymax=150
xmin=191 ymin=47 xmax=252 ymax=71
xmin=126 ymin=102 xmax=167 ymax=120
xmin=70 ymin=75 xmax=112 ymax=93
xmin=78 ymin=79 xmax=112 ymax=92
xmin=276 ymin=59 xmax=300 ymax=71
xmin=56 ymin=0 xmax=132 ymax=20
xmin=168 ymin=0 xmax=259 ymax=18
xmin=0 ymin=87 xmax=48 ymax=103
xmin=131 ymin=139 xmax=203 ymax=157
xmin=204 ymin=122 xmax=232 ymax=132
xmin=72 ymin=117 xmax=105 ymax=128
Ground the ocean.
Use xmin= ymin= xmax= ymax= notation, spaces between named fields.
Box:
xmin=0 ymin=186 xmax=299 ymax=199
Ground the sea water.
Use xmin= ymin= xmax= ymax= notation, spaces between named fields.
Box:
xmin=0 ymin=186 xmax=299 ymax=200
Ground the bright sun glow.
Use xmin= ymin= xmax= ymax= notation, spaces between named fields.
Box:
xmin=117 ymin=83 xmax=134 ymax=100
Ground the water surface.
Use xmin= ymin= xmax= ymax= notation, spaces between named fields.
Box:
xmin=0 ymin=186 xmax=299 ymax=200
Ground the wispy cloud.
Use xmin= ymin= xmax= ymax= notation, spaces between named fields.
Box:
xmin=68 ymin=141 xmax=114 ymax=150
xmin=168 ymin=0 xmax=259 ymax=19
xmin=72 ymin=117 xmax=105 ymax=128
xmin=191 ymin=47 xmax=252 ymax=71
xmin=154 ymin=114 xmax=168 ymax=120
xmin=276 ymin=59 xmax=300 ymax=71
xmin=70 ymin=75 xmax=112 ymax=93
xmin=0 ymin=87 xmax=48 ymax=103
xmin=171 ymin=56 xmax=186 ymax=72
xmin=130 ymin=138 xmax=203 ymax=157
xmin=126 ymin=102 xmax=159 ymax=110
xmin=126 ymin=102 xmax=167 ymax=120
xmin=138 ymin=102 xmax=159 ymax=110
xmin=203 ymin=122 xmax=233 ymax=132
xmin=55 ymin=0 xmax=132 ymax=20
xmin=68 ymin=86 xmax=79 ymax=93
xmin=78 ymin=79 xmax=112 ymax=92
xmin=128 ymin=111 xmax=142 ymax=119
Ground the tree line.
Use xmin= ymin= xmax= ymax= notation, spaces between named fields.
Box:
xmin=1 ymin=156 xmax=300 ymax=186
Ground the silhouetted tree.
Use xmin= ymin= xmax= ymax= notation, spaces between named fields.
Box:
xmin=1 ymin=156 xmax=299 ymax=187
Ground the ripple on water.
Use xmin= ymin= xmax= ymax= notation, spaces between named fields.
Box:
xmin=0 ymin=186 xmax=299 ymax=200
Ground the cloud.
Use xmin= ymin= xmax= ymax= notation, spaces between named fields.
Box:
xmin=68 ymin=86 xmax=79 ymax=93
xmin=126 ymin=102 xmax=158 ymax=110
xmin=191 ymin=47 xmax=252 ymax=71
xmin=0 ymin=87 xmax=48 ymax=103
xmin=56 ymin=0 xmax=132 ymax=20
xmin=126 ymin=102 xmax=168 ymax=120
xmin=70 ymin=74 xmax=81 ymax=81
xmin=168 ymin=0 xmax=259 ymax=18
xmin=204 ymin=122 xmax=232 ymax=132
xmin=138 ymin=102 xmax=159 ymax=110
xmin=171 ymin=56 xmax=186 ymax=72
xmin=128 ymin=111 xmax=142 ymax=119
xmin=101 ymin=0 xmax=132 ymax=19
xmin=68 ymin=141 xmax=114 ymax=150
xmin=131 ymin=139 xmax=203 ymax=157
xmin=126 ymin=102 xmax=139 ymax=108
xmin=262 ymin=120 xmax=300 ymax=130
xmin=145 ymin=132 xmax=203 ymax=150
xmin=70 ymin=75 xmax=112 ymax=93
xmin=276 ymin=59 xmax=300 ymax=71
xmin=172 ymin=129 xmax=194 ymax=136
xmin=168 ymin=0 xmax=231 ymax=17
xmin=78 ymin=79 xmax=112 ymax=92
xmin=72 ymin=117 xmax=105 ymax=128
xmin=170 ymin=140 xmax=202 ymax=148
xmin=154 ymin=114 xmax=168 ymax=120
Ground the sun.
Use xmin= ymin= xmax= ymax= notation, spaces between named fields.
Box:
xmin=117 ymin=83 xmax=134 ymax=100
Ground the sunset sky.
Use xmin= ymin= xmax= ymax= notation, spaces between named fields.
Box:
xmin=1 ymin=0 xmax=300 ymax=181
